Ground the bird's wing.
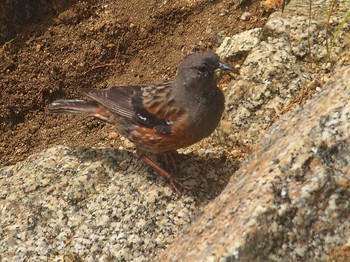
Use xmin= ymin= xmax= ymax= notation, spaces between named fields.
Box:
xmin=140 ymin=82 xmax=185 ymax=121
xmin=82 ymin=85 xmax=140 ymax=120
xmin=82 ymin=82 xmax=186 ymax=135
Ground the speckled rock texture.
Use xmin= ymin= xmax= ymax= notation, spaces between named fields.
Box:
xmin=1 ymin=0 xmax=350 ymax=261
xmin=216 ymin=0 xmax=350 ymax=147
xmin=160 ymin=64 xmax=350 ymax=262
xmin=159 ymin=1 xmax=350 ymax=261
xmin=0 ymin=145 xmax=240 ymax=261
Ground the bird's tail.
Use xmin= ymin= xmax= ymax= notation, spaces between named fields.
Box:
xmin=48 ymin=99 xmax=99 ymax=115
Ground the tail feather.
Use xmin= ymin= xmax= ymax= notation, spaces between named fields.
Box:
xmin=48 ymin=99 xmax=99 ymax=115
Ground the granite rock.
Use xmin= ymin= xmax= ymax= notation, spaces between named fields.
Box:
xmin=159 ymin=63 xmax=350 ymax=262
xmin=217 ymin=0 xmax=350 ymax=147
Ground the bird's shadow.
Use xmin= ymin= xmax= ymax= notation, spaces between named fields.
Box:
xmin=154 ymin=151 xmax=240 ymax=199
xmin=64 ymin=146 xmax=240 ymax=203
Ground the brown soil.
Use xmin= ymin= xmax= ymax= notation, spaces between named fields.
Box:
xmin=0 ymin=0 xmax=268 ymax=167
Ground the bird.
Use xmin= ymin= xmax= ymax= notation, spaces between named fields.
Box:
xmin=48 ymin=51 xmax=237 ymax=192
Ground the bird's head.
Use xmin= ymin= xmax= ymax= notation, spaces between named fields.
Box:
xmin=177 ymin=51 xmax=238 ymax=82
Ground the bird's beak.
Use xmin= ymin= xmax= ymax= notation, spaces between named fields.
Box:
xmin=215 ymin=62 xmax=239 ymax=79
xmin=219 ymin=62 xmax=240 ymax=75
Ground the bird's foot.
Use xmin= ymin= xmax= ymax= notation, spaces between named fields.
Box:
xmin=141 ymin=155 xmax=189 ymax=193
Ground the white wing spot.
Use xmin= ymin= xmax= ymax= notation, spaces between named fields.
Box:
xmin=137 ymin=114 xmax=147 ymax=121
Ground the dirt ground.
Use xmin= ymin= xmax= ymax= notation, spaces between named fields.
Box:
xmin=0 ymin=0 xmax=269 ymax=167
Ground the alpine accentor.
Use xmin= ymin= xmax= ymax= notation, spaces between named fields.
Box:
xmin=49 ymin=51 xmax=236 ymax=191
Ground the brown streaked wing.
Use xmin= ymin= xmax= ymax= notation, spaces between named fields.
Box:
xmin=82 ymin=86 xmax=141 ymax=120
xmin=141 ymin=81 xmax=186 ymax=121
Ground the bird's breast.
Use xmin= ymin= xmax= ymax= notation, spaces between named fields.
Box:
xmin=188 ymin=89 xmax=225 ymax=140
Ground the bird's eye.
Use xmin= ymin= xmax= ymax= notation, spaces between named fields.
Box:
xmin=197 ymin=63 xmax=208 ymax=73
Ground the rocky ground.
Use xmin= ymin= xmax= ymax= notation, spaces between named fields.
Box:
xmin=1 ymin=0 xmax=350 ymax=261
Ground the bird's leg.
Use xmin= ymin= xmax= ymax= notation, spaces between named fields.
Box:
xmin=141 ymin=155 xmax=189 ymax=193
xmin=161 ymin=151 xmax=193 ymax=182
xmin=162 ymin=150 xmax=180 ymax=171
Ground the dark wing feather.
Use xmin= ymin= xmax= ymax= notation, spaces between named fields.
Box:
xmin=82 ymin=86 xmax=140 ymax=120
xmin=133 ymin=81 xmax=186 ymax=135
xmin=131 ymin=90 xmax=171 ymax=132
xmin=82 ymin=82 xmax=185 ymax=135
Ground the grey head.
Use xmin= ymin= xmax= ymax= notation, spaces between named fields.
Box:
xmin=174 ymin=51 xmax=234 ymax=93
